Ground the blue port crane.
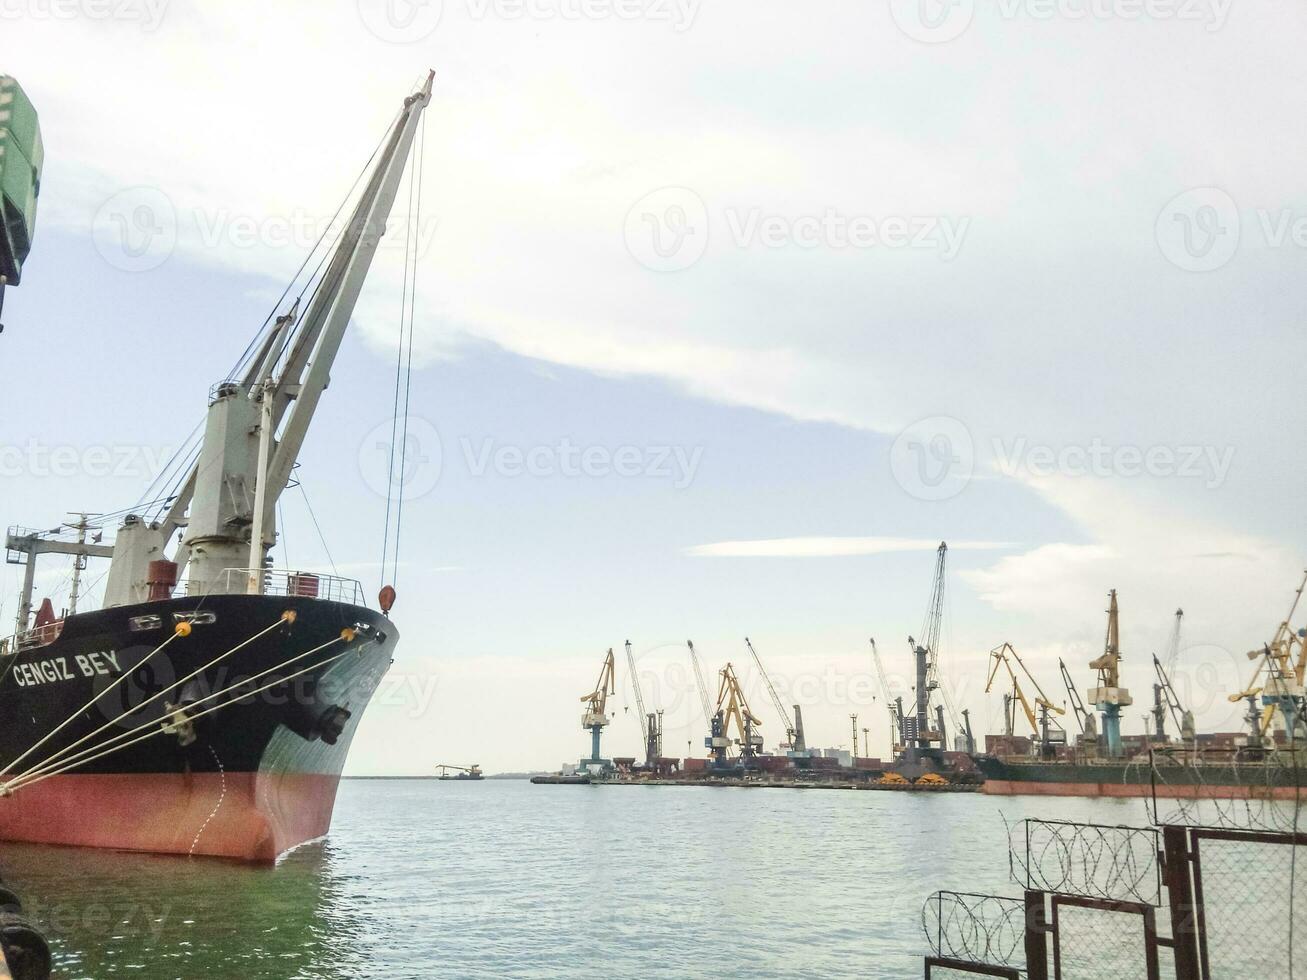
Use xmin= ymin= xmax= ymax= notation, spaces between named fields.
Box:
xmin=579 ymin=648 xmax=616 ymax=773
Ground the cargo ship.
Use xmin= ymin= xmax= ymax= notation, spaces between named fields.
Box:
xmin=0 ymin=73 xmax=435 ymax=862
xmin=977 ymin=584 xmax=1307 ymax=801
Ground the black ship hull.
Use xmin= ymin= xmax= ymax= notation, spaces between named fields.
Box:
xmin=0 ymin=592 xmax=396 ymax=862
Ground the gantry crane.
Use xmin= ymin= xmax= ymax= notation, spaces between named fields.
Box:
xmin=1227 ymin=570 xmax=1307 ymax=744
xmin=706 ymin=663 xmax=764 ymax=769
xmin=579 ymin=648 xmax=616 ymax=772
xmin=1088 ymin=590 xmax=1132 ymax=757
xmin=745 ymin=637 xmax=798 ymax=753
xmin=625 ymin=640 xmax=662 ymax=769
xmin=986 ymin=643 xmax=1066 ymax=757
xmin=870 ymin=638 xmax=905 ymax=757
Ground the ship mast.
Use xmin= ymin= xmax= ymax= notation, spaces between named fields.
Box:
xmin=101 ymin=73 xmax=435 ymax=607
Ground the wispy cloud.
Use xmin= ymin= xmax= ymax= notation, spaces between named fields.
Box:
xmin=684 ymin=537 xmax=1016 ymax=558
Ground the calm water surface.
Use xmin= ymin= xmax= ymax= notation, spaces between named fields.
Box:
xmin=2 ymin=780 xmax=1155 ymax=979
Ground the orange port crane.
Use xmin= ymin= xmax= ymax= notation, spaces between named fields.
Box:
xmin=707 ymin=663 xmax=764 ymax=768
xmin=986 ymin=642 xmax=1065 ymax=756
xmin=1228 ymin=570 xmax=1307 ymax=743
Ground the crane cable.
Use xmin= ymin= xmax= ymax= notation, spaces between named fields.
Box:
xmin=380 ymin=109 xmax=426 ymax=594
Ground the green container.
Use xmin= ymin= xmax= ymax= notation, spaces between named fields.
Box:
xmin=0 ymin=75 xmax=42 ymax=284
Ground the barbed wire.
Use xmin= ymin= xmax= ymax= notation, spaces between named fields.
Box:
xmin=1007 ymin=818 xmax=1161 ymax=906
xmin=1141 ymin=746 xmax=1306 ymax=833
xmin=920 ymin=891 xmax=1026 ymax=969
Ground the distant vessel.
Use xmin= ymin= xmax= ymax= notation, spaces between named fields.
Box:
xmin=437 ymin=765 xmax=484 ymax=781
xmin=0 ymin=74 xmax=435 ymax=862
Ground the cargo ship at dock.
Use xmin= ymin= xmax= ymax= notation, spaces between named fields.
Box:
xmin=975 ymin=582 xmax=1307 ymax=802
xmin=0 ymin=74 xmax=435 ymax=862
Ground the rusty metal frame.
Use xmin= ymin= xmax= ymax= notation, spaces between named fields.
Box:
xmin=1188 ymin=826 xmax=1307 ymax=980
xmin=924 ymin=956 xmax=1020 ymax=978
xmin=1049 ymin=894 xmax=1161 ymax=980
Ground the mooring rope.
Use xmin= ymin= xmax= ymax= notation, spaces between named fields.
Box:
xmin=0 ymin=622 xmax=193 ymax=780
xmin=4 ymin=625 xmax=352 ymax=794
xmin=3 ymin=631 xmax=372 ymax=796
xmin=1 ymin=613 xmax=292 ymax=789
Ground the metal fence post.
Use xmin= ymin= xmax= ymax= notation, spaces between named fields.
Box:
xmin=1162 ymin=825 xmax=1202 ymax=980
xmin=1024 ymin=890 xmax=1049 ymax=980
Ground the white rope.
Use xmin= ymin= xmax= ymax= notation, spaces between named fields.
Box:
xmin=5 ymin=626 xmax=348 ymax=793
xmin=3 ymin=635 xmax=368 ymax=796
xmin=2 ymin=613 xmax=292 ymax=788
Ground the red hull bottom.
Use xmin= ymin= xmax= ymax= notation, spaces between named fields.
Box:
xmin=982 ymin=779 xmax=1303 ymax=801
xmin=0 ymin=771 xmax=340 ymax=863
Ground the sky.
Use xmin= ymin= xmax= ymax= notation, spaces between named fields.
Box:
xmin=1 ymin=0 xmax=1306 ymax=774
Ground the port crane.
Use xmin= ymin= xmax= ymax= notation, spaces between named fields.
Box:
xmin=686 ymin=641 xmax=714 ymax=726
xmin=985 ymin=643 xmax=1066 ymax=757
xmin=870 ymin=638 xmax=905 ymax=756
xmin=906 ymin=542 xmax=951 ymax=752
xmin=624 ymin=640 xmax=663 ymax=769
xmin=1228 ymin=570 xmax=1307 ymax=743
xmin=1088 ymin=590 xmax=1132 ymax=757
xmin=1058 ymin=658 xmax=1096 ymax=741
xmin=707 ymin=663 xmax=764 ymax=769
xmin=744 ymin=637 xmax=799 ymax=753
xmin=579 ymin=649 xmax=616 ymax=773
xmin=1151 ymin=653 xmax=1195 ymax=744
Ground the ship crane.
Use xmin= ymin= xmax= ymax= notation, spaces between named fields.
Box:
xmin=625 ymin=640 xmax=662 ymax=769
xmin=985 ymin=643 xmax=1065 ymax=758
xmin=1059 ymin=658 xmax=1096 ymax=741
xmin=1088 ymin=590 xmax=1132 ymax=758
xmin=744 ymin=637 xmax=799 ymax=754
xmin=870 ymin=638 xmax=905 ymax=757
xmin=707 ymin=663 xmax=764 ymax=769
xmin=1228 ymin=570 xmax=1307 ymax=742
xmin=579 ymin=649 xmax=616 ymax=773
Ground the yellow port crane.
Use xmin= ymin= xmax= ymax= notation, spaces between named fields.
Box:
xmin=579 ymin=648 xmax=616 ymax=773
xmin=707 ymin=663 xmax=764 ymax=769
xmin=1228 ymin=570 xmax=1307 ymax=744
xmin=985 ymin=642 xmax=1066 ymax=757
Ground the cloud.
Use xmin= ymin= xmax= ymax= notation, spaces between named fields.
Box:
xmin=685 ymin=537 xmax=1015 ymax=558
